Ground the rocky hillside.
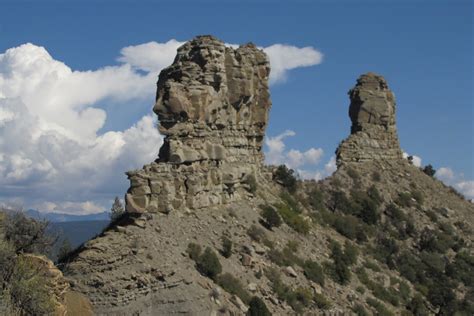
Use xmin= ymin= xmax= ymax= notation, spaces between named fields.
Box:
xmin=63 ymin=35 xmax=473 ymax=316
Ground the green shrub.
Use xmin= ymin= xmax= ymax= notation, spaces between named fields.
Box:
xmin=275 ymin=201 xmax=310 ymax=235
xmin=8 ymin=256 xmax=55 ymax=316
xmin=418 ymin=228 xmax=455 ymax=253
xmin=372 ymin=171 xmax=382 ymax=182
xmin=446 ymin=251 xmax=474 ymax=285
xmin=347 ymin=167 xmax=359 ymax=180
xmin=332 ymin=214 xmax=359 ymax=240
xmin=247 ymin=296 xmax=271 ymax=316
xmin=260 ymin=205 xmax=282 ymax=230
xmin=350 ymin=189 xmax=381 ymax=225
xmin=221 ymin=236 xmax=232 ymax=258
xmin=308 ymin=188 xmax=325 ymax=211
xmin=422 ymin=165 xmax=436 ymax=177
xmin=314 ymin=292 xmax=331 ymax=309
xmin=216 ymin=273 xmax=250 ymax=303
xmin=411 ymin=190 xmax=424 ymax=205
xmin=331 ymin=190 xmax=352 ymax=213
xmin=366 ymin=298 xmax=394 ymax=316
xmin=343 ymin=241 xmax=358 ymax=265
xmin=406 ymin=294 xmax=429 ymax=316
xmin=274 ymin=165 xmax=297 ymax=193
xmin=268 ymin=242 xmax=302 ymax=267
xmin=326 ymin=241 xmax=352 ymax=285
xmin=4 ymin=212 xmax=54 ymax=255
xmin=303 ymin=260 xmax=325 ymax=286
xmin=265 ymin=268 xmax=311 ymax=313
xmin=186 ymin=243 xmax=202 ymax=261
xmin=246 ymin=174 xmax=258 ymax=195
xmin=0 ymin=239 xmax=15 ymax=285
xmin=399 ymin=281 xmax=411 ymax=304
xmin=395 ymin=192 xmax=413 ymax=208
xmin=247 ymin=225 xmax=266 ymax=242
xmin=280 ymin=192 xmax=301 ymax=213
xmin=196 ymin=247 xmax=222 ymax=280
xmin=56 ymin=238 xmax=73 ymax=263
xmin=353 ymin=303 xmax=370 ymax=316
xmin=110 ymin=196 xmax=125 ymax=222
xmin=373 ymin=237 xmax=399 ymax=268
xmin=364 ymin=260 xmax=381 ymax=272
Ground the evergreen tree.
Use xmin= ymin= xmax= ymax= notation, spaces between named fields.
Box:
xmin=110 ymin=197 xmax=125 ymax=221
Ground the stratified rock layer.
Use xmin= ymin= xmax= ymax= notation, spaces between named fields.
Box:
xmin=125 ymin=36 xmax=271 ymax=214
xmin=336 ymin=72 xmax=403 ymax=165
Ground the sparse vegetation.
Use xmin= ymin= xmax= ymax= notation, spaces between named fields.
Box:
xmin=196 ymin=247 xmax=222 ymax=279
xmin=7 ymin=256 xmax=55 ymax=315
xmin=274 ymin=165 xmax=297 ymax=193
xmin=4 ymin=211 xmax=54 ymax=255
xmin=246 ymin=174 xmax=258 ymax=195
xmin=247 ymin=296 xmax=271 ymax=316
xmin=303 ymin=260 xmax=325 ymax=286
xmin=215 ymin=273 xmax=250 ymax=303
xmin=110 ymin=196 xmax=125 ymax=221
xmin=221 ymin=236 xmax=232 ymax=258
xmin=260 ymin=205 xmax=282 ymax=230
xmin=247 ymin=225 xmax=266 ymax=242
xmin=186 ymin=242 xmax=202 ymax=261
xmin=325 ymin=241 xmax=358 ymax=285
xmin=422 ymin=164 xmax=436 ymax=177
xmin=275 ymin=193 xmax=310 ymax=234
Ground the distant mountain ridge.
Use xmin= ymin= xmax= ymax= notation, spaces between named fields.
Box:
xmin=25 ymin=209 xmax=110 ymax=222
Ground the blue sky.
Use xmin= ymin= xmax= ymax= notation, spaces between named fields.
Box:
xmin=0 ymin=0 xmax=472 ymax=213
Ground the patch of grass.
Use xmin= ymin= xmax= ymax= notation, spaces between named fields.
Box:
xmin=275 ymin=197 xmax=310 ymax=235
xmin=265 ymin=268 xmax=313 ymax=314
xmin=215 ymin=273 xmax=250 ymax=304
xmin=314 ymin=293 xmax=331 ymax=309
xmin=308 ymin=188 xmax=325 ymax=211
xmin=302 ymin=260 xmax=325 ymax=286
xmin=366 ymin=297 xmax=394 ymax=316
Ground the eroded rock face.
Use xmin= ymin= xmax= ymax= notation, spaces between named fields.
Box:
xmin=336 ymin=72 xmax=403 ymax=165
xmin=125 ymin=35 xmax=271 ymax=214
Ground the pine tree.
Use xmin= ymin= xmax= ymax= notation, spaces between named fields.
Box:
xmin=110 ymin=196 xmax=125 ymax=221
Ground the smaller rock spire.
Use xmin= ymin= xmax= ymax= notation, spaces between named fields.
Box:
xmin=336 ymin=72 xmax=403 ymax=165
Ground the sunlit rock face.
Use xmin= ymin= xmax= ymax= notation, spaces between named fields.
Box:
xmin=126 ymin=35 xmax=272 ymax=214
xmin=336 ymin=72 xmax=403 ymax=166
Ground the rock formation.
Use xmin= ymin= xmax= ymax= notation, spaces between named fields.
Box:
xmin=125 ymin=35 xmax=271 ymax=215
xmin=336 ymin=72 xmax=403 ymax=166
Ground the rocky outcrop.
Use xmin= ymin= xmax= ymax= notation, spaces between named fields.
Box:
xmin=336 ymin=72 xmax=403 ymax=166
xmin=125 ymin=35 xmax=272 ymax=215
xmin=20 ymin=254 xmax=70 ymax=316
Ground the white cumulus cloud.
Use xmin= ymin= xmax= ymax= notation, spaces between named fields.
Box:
xmin=403 ymin=152 xmax=422 ymax=167
xmin=264 ymin=130 xmax=332 ymax=180
xmin=0 ymin=39 xmax=323 ymax=214
xmin=436 ymin=166 xmax=474 ymax=200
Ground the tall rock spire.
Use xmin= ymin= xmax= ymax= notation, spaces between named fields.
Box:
xmin=125 ymin=35 xmax=272 ymax=214
xmin=336 ymin=72 xmax=403 ymax=165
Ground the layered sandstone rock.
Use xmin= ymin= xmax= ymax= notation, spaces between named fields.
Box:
xmin=336 ymin=72 xmax=403 ymax=165
xmin=125 ymin=35 xmax=271 ymax=214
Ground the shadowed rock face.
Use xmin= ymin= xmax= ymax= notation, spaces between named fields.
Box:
xmin=336 ymin=72 xmax=402 ymax=165
xmin=125 ymin=36 xmax=272 ymax=214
